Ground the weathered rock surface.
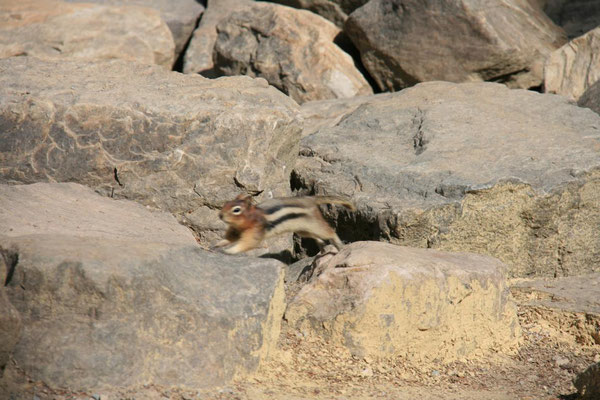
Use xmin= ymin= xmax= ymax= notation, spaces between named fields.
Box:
xmin=293 ymin=81 xmax=600 ymax=277
xmin=345 ymin=0 xmax=566 ymax=91
xmin=0 ymin=285 xmax=21 ymax=374
xmin=213 ymin=2 xmax=373 ymax=104
xmin=269 ymin=0 xmax=369 ymax=27
xmin=0 ymin=182 xmax=286 ymax=390
xmin=0 ymin=0 xmax=175 ymax=67
xmin=0 ymin=57 xmax=301 ymax=237
xmin=543 ymin=0 xmax=600 ymax=39
xmin=544 ymin=26 xmax=600 ymax=101
xmin=183 ymin=0 xmax=253 ymax=76
xmin=0 ymin=183 xmax=198 ymax=244
xmin=579 ymin=79 xmax=600 ymax=115
xmin=286 ymin=241 xmax=521 ymax=362
xmin=511 ymin=274 xmax=600 ymax=346
xmin=63 ymin=0 xmax=205 ymax=60
xmin=575 ymin=362 xmax=600 ymax=400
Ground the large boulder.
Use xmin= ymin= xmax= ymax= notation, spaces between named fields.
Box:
xmin=63 ymin=0 xmax=205 ymax=60
xmin=544 ymin=26 xmax=600 ymax=101
xmin=268 ymin=0 xmax=369 ymax=27
xmin=0 ymin=0 xmax=175 ymax=68
xmin=293 ymin=81 xmax=600 ymax=277
xmin=0 ymin=56 xmax=301 ymax=240
xmin=0 ymin=182 xmax=285 ymax=391
xmin=213 ymin=2 xmax=373 ymax=104
xmin=286 ymin=241 xmax=521 ymax=363
xmin=344 ymin=0 xmax=566 ymax=91
xmin=579 ymin=79 xmax=600 ymax=115
xmin=184 ymin=0 xmax=253 ymax=76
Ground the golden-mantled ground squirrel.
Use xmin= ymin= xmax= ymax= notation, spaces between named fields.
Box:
xmin=215 ymin=194 xmax=356 ymax=254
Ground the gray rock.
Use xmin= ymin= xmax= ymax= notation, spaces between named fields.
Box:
xmin=579 ymin=79 xmax=600 ymax=115
xmin=0 ymin=183 xmax=198 ymax=245
xmin=284 ymin=255 xmax=316 ymax=283
xmin=0 ymin=284 xmax=21 ymax=374
xmin=543 ymin=0 xmax=600 ymax=39
xmin=574 ymin=362 xmax=600 ymax=400
xmin=511 ymin=273 xmax=600 ymax=346
xmin=268 ymin=0 xmax=369 ymax=27
xmin=293 ymin=81 xmax=600 ymax=277
xmin=63 ymin=0 xmax=205 ymax=60
xmin=286 ymin=241 xmax=521 ymax=362
xmin=344 ymin=0 xmax=566 ymax=91
xmin=183 ymin=0 xmax=253 ymax=76
xmin=213 ymin=2 xmax=372 ymax=104
xmin=544 ymin=26 xmax=600 ymax=101
xmin=0 ymin=0 xmax=175 ymax=68
xmin=0 ymin=182 xmax=285 ymax=390
xmin=0 ymin=56 xmax=301 ymax=239
xmin=511 ymin=273 xmax=600 ymax=316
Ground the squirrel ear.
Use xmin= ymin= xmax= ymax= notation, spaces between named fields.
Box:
xmin=234 ymin=193 xmax=253 ymax=204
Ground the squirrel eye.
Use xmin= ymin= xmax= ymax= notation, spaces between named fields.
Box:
xmin=232 ymin=206 xmax=242 ymax=215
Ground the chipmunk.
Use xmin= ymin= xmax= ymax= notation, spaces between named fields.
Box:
xmin=215 ymin=194 xmax=355 ymax=254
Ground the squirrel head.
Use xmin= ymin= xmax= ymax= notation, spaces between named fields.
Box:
xmin=219 ymin=194 xmax=257 ymax=227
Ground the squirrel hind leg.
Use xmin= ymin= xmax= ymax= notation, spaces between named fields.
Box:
xmin=297 ymin=226 xmax=345 ymax=251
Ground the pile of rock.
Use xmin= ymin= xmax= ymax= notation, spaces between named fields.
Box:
xmin=1 ymin=0 xmax=599 ymax=398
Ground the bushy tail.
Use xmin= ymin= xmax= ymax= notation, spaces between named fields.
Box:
xmin=313 ymin=196 xmax=356 ymax=211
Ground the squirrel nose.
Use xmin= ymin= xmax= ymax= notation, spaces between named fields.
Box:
xmin=218 ymin=210 xmax=223 ymax=220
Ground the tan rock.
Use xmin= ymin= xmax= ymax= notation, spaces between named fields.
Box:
xmin=286 ymin=241 xmax=521 ymax=363
xmin=294 ymin=81 xmax=600 ymax=278
xmin=213 ymin=2 xmax=373 ymax=104
xmin=0 ymin=182 xmax=197 ymax=245
xmin=511 ymin=273 xmax=600 ymax=346
xmin=0 ymin=182 xmax=286 ymax=390
xmin=345 ymin=0 xmax=566 ymax=91
xmin=62 ymin=0 xmax=205 ymax=59
xmin=0 ymin=57 xmax=301 ymax=243
xmin=0 ymin=0 xmax=175 ymax=67
xmin=544 ymin=26 xmax=600 ymax=100
xmin=183 ymin=0 xmax=252 ymax=76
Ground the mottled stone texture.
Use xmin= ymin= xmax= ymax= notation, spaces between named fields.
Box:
xmin=63 ymin=0 xmax=205 ymax=59
xmin=0 ymin=0 xmax=175 ymax=67
xmin=213 ymin=2 xmax=372 ymax=104
xmin=544 ymin=26 xmax=600 ymax=100
xmin=184 ymin=0 xmax=253 ymax=76
xmin=345 ymin=0 xmax=566 ymax=91
xmin=0 ymin=183 xmax=286 ymax=391
xmin=0 ymin=56 xmax=301 ymax=229
xmin=293 ymin=81 xmax=600 ymax=277
xmin=286 ymin=242 xmax=521 ymax=362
